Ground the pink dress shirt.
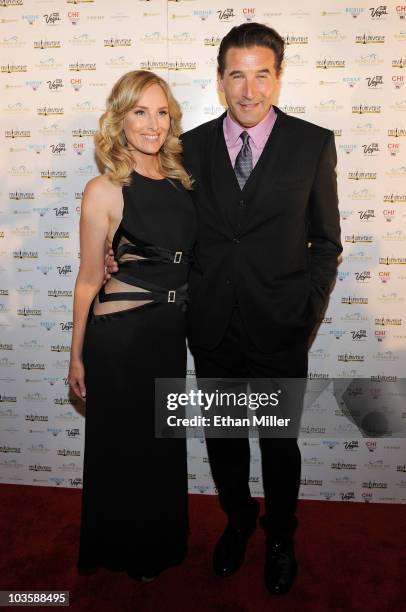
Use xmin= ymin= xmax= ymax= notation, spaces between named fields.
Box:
xmin=223 ymin=106 xmax=277 ymax=169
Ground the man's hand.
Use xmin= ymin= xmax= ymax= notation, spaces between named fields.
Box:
xmin=104 ymin=249 xmax=118 ymax=283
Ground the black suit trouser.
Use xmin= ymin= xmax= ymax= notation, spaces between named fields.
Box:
xmin=190 ymin=306 xmax=308 ymax=535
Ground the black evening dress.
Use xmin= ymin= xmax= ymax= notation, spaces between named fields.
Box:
xmin=77 ymin=171 xmax=196 ymax=577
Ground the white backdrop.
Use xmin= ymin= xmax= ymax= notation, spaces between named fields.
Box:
xmin=0 ymin=0 xmax=405 ymax=503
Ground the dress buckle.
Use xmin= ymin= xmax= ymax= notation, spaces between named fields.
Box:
xmin=174 ymin=251 xmax=182 ymax=264
xmin=168 ymin=290 xmax=176 ymax=303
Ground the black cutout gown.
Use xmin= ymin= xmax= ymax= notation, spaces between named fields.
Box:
xmin=77 ymin=171 xmax=196 ymax=576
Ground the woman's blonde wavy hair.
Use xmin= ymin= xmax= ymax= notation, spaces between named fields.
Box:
xmin=95 ymin=70 xmax=193 ymax=189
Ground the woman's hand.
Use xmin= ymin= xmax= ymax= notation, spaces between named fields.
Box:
xmin=68 ymin=357 xmax=86 ymax=401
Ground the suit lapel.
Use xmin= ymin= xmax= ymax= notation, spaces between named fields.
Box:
xmin=205 ymin=106 xmax=290 ymax=235
xmin=239 ymin=106 xmax=288 ymax=230
xmin=199 ymin=112 xmax=229 ymax=234
xmin=212 ymin=121 xmax=241 ymax=231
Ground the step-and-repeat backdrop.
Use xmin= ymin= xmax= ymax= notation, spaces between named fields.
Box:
xmin=1 ymin=0 xmax=405 ymax=503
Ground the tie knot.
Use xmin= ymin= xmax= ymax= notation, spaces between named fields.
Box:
xmin=240 ymin=131 xmax=250 ymax=145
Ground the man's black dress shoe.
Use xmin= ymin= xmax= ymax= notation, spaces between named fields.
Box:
xmin=213 ymin=500 xmax=260 ymax=577
xmin=264 ymin=534 xmax=297 ymax=595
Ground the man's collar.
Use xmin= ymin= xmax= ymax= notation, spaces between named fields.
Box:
xmin=223 ymin=106 xmax=277 ymax=148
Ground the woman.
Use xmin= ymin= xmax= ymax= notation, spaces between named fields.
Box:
xmin=68 ymin=70 xmax=196 ymax=580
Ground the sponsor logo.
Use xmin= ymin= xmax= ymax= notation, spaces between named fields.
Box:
xmin=5 ymin=129 xmax=30 ymax=138
xmin=379 ymin=257 xmax=406 ymax=265
xmin=104 ymin=36 xmax=132 ymax=47
xmin=284 ymin=54 xmax=308 ymax=67
xmin=300 ymin=476 xmax=323 ymax=486
xmin=356 ymin=208 xmax=375 ymax=221
xmin=395 ymin=5 xmax=406 ymax=18
xmin=382 ymin=230 xmax=406 ymax=241
xmin=192 ymin=9 xmax=212 ymax=20
xmin=388 ymin=128 xmax=406 ymax=138
xmin=340 ymin=492 xmax=355 ymax=500
xmin=216 ymin=8 xmax=235 ymax=21
xmin=348 ymin=170 xmax=377 ymax=180
xmin=355 ymin=34 xmax=385 ymax=44
xmin=337 ymin=353 xmax=365 ymax=362
xmin=388 ymin=143 xmax=401 ymax=156
xmin=341 ymin=296 xmax=368 ymax=305
xmin=383 ymin=192 xmax=406 ymax=203
xmin=344 ymin=234 xmax=373 ymax=242
xmin=362 ymin=480 xmax=387 ymax=489
xmin=350 ymin=329 xmax=367 ymax=341
xmin=33 ymin=39 xmax=61 ymax=49
xmin=375 ymin=317 xmax=402 ymax=326
xmin=315 ymin=99 xmax=343 ymax=112
xmin=72 ymin=129 xmax=96 ymax=138
xmin=343 ymin=440 xmax=359 ymax=451
xmin=68 ymin=61 xmax=96 ymax=71
xmin=318 ymin=30 xmax=346 ymax=42
xmin=316 ymin=58 xmax=345 ymax=69
xmin=280 ymin=105 xmax=306 ymax=114
xmin=331 ymin=461 xmax=357 ymax=470
xmin=354 ymin=270 xmax=371 ymax=282
xmin=347 ymin=189 xmax=375 ymax=201
xmin=369 ymin=6 xmax=388 ymax=18
xmin=354 ymin=53 xmax=384 ymax=66
xmin=307 ymin=372 xmax=330 ymax=379
xmin=352 ymin=104 xmax=381 ymax=114
xmin=392 ymin=75 xmax=405 ymax=88
xmin=362 ymin=142 xmax=379 ymax=155
xmin=1 ymin=64 xmax=27 ymax=73
xmin=203 ymin=35 xmax=221 ymax=46
xmin=44 ymin=230 xmax=69 ymax=239
xmin=392 ymin=57 xmax=406 ymax=68
xmin=284 ymin=35 xmax=309 ymax=45
xmin=346 ymin=8 xmax=365 ymax=18
xmin=40 ymin=170 xmax=67 ymax=179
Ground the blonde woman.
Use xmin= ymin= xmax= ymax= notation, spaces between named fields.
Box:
xmin=68 ymin=71 xmax=196 ymax=580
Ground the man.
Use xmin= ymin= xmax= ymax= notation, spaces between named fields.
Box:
xmin=108 ymin=23 xmax=342 ymax=594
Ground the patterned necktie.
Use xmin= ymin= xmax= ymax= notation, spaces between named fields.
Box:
xmin=234 ymin=131 xmax=253 ymax=190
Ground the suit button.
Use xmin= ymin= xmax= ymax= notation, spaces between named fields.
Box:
xmin=233 ymin=237 xmax=240 ymax=243
xmin=225 ymin=279 xmax=231 ymax=285
xmin=239 ymin=200 xmax=245 ymax=207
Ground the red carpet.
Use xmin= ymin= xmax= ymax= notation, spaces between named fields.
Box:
xmin=0 ymin=484 xmax=405 ymax=612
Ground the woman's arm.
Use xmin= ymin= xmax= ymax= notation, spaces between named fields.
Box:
xmin=68 ymin=176 xmax=114 ymax=400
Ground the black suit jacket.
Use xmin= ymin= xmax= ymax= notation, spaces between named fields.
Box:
xmin=181 ymin=106 xmax=342 ymax=352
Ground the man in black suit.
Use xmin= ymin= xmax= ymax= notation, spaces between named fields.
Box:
xmin=107 ymin=22 xmax=342 ymax=595
xmin=180 ymin=22 xmax=342 ymax=595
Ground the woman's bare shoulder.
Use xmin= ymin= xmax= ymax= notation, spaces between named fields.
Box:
xmin=83 ymin=174 xmax=122 ymax=198
xmin=81 ymin=174 xmax=122 ymax=217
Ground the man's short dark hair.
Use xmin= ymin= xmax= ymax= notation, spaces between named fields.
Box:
xmin=217 ymin=22 xmax=285 ymax=76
